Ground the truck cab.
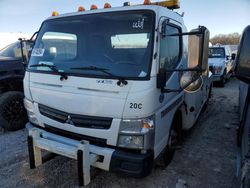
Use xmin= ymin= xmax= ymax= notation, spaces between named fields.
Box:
xmin=208 ymin=45 xmax=235 ymax=86
xmin=24 ymin=1 xmax=212 ymax=185
xmin=0 ymin=40 xmax=33 ymax=131
xmin=235 ymin=25 xmax=250 ymax=187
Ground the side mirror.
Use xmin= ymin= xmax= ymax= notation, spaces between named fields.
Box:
xmin=235 ymin=25 xmax=250 ymax=84
xmin=231 ymin=53 xmax=236 ymax=61
xmin=180 ymin=71 xmax=203 ymax=93
xmin=187 ymin=26 xmax=210 ymax=75
xmin=19 ymin=39 xmax=34 ymax=66
xmin=157 ymin=26 xmax=209 ymax=93
xmin=184 ymin=26 xmax=209 ymax=92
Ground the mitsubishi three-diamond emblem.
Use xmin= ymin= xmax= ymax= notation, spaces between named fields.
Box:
xmin=66 ymin=115 xmax=74 ymax=125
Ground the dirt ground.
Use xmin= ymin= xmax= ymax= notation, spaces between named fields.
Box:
xmin=0 ymin=78 xmax=240 ymax=188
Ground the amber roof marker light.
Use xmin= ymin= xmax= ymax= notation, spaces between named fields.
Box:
xmin=144 ymin=0 xmax=152 ymax=5
xmin=51 ymin=11 xmax=59 ymax=16
xmin=90 ymin=5 xmax=98 ymax=10
xmin=104 ymin=3 xmax=112 ymax=8
xmin=78 ymin=6 xmax=85 ymax=12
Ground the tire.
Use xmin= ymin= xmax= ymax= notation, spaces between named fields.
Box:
xmin=0 ymin=91 xmax=28 ymax=131
xmin=162 ymin=113 xmax=182 ymax=167
xmin=203 ymin=83 xmax=213 ymax=110
xmin=208 ymin=83 xmax=213 ymax=99
xmin=241 ymin=172 xmax=250 ymax=188
xmin=219 ymin=70 xmax=226 ymax=87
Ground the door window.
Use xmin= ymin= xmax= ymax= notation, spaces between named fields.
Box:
xmin=159 ymin=24 xmax=182 ymax=78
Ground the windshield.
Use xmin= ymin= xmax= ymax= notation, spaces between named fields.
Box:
xmin=208 ymin=47 xmax=225 ymax=58
xmin=0 ymin=42 xmax=33 ymax=59
xmin=28 ymin=11 xmax=155 ymax=79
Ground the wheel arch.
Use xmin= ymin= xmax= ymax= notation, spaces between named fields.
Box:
xmin=0 ymin=78 xmax=23 ymax=93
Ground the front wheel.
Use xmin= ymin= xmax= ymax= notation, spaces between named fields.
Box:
xmin=163 ymin=126 xmax=179 ymax=166
xmin=0 ymin=91 xmax=28 ymax=131
xmin=159 ymin=113 xmax=182 ymax=167
xmin=219 ymin=70 xmax=226 ymax=87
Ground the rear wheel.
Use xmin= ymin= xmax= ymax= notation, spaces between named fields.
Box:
xmin=0 ymin=91 xmax=28 ymax=131
xmin=203 ymin=84 xmax=212 ymax=111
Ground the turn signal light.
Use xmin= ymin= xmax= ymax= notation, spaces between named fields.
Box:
xmin=104 ymin=3 xmax=111 ymax=8
xmin=143 ymin=0 xmax=151 ymax=5
xmin=90 ymin=5 xmax=98 ymax=10
xmin=78 ymin=6 xmax=85 ymax=12
xmin=52 ymin=11 xmax=59 ymax=16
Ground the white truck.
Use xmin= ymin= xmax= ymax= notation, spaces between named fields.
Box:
xmin=208 ymin=45 xmax=235 ymax=87
xmin=23 ymin=1 xmax=212 ymax=185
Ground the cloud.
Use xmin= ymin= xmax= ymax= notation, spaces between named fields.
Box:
xmin=0 ymin=32 xmax=31 ymax=50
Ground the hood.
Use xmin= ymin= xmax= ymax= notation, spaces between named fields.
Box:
xmin=24 ymin=72 xmax=157 ymax=145
xmin=0 ymin=56 xmax=23 ymax=72
xmin=28 ymin=72 xmax=132 ymax=119
xmin=208 ymin=58 xmax=225 ymax=67
xmin=0 ymin=56 xmax=19 ymax=62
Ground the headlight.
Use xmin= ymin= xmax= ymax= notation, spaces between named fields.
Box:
xmin=119 ymin=118 xmax=154 ymax=134
xmin=117 ymin=116 xmax=155 ymax=150
xmin=214 ymin=66 xmax=222 ymax=74
xmin=24 ymin=98 xmax=38 ymax=125
xmin=118 ymin=135 xmax=144 ymax=149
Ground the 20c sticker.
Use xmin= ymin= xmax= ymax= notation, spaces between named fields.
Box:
xmin=130 ymin=103 xmax=142 ymax=109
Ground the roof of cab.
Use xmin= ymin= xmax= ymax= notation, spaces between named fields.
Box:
xmin=46 ymin=4 xmax=183 ymax=25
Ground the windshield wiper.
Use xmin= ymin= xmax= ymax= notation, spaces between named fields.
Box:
xmin=30 ymin=63 xmax=68 ymax=81
xmin=71 ymin=66 xmax=128 ymax=86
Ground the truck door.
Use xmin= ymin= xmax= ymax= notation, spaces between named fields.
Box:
xmin=155 ymin=20 xmax=183 ymax=156
xmin=159 ymin=21 xmax=183 ymax=94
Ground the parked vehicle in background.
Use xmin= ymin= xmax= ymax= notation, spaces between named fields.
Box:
xmin=24 ymin=0 xmax=212 ymax=186
xmin=208 ymin=45 xmax=235 ymax=87
xmin=235 ymin=25 xmax=250 ymax=188
xmin=0 ymin=39 xmax=33 ymax=131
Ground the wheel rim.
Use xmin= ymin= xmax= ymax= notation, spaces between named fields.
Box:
xmin=3 ymin=97 xmax=25 ymax=122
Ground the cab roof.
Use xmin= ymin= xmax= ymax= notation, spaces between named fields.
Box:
xmin=46 ymin=4 xmax=183 ymax=26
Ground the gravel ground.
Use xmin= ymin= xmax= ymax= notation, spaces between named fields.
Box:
xmin=0 ymin=78 xmax=240 ymax=188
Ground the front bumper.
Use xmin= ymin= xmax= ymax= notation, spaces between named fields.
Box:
xmin=110 ymin=149 xmax=154 ymax=178
xmin=26 ymin=123 xmax=154 ymax=180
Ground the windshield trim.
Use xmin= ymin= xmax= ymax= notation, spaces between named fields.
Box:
xmin=27 ymin=10 xmax=156 ymax=81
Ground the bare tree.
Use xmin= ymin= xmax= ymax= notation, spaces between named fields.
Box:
xmin=210 ymin=33 xmax=241 ymax=45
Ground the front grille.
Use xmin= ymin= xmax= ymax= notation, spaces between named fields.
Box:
xmin=39 ymin=104 xmax=112 ymax=129
xmin=44 ymin=124 xmax=107 ymax=146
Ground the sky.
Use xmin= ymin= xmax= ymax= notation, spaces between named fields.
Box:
xmin=0 ymin=0 xmax=249 ymax=39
